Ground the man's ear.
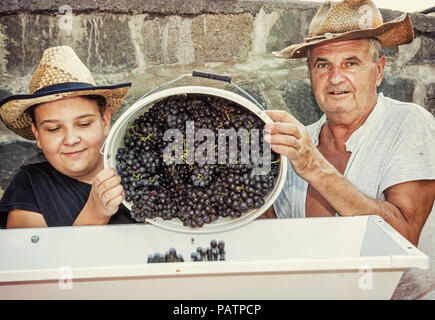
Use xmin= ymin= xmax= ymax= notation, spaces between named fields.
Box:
xmin=102 ymin=108 xmax=111 ymax=137
xmin=307 ymin=58 xmax=314 ymax=87
xmin=375 ymin=55 xmax=386 ymax=87
xmin=31 ymin=122 xmax=41 ymax=149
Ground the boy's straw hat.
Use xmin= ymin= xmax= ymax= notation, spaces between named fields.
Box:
xmin=0 ymin=46 xmax=131 ymax=140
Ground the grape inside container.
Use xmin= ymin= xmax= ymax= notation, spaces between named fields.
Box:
xmin=0 ymin=216 xmax=428 ymax=299
xmin=102 ymin=85 xmax=288 ymax=233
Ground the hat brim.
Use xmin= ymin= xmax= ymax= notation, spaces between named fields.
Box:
xmin=0 ymin=82 xmax=131 ymax=140
xmin=273 ymin=13 xmax=414 ymax=59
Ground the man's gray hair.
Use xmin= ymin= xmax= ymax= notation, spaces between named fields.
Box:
xmin=306 ymin=38 xmax=382 ymax=65
xmin=368 ymin=38 xmax=382 ymax=62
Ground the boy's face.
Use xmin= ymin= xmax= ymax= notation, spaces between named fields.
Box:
xmin=31 ymin=96 xmax=111 ymax=183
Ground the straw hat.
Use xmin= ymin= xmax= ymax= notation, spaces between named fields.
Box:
xmin=0 ymin=46 xmax=131 ymax=140
xmin=273 ymin=0 xmax=414 ymax=59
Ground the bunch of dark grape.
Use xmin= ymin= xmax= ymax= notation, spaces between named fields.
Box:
xmin=191 ymin=239 xmax=226 ymax=262
xmin=147 ymin=247 xmax=184 ymax=263
xmin=115 ymin=94 xmax=280 ymax=226
xmin=146 ymin=240 xmax=226 ymax=264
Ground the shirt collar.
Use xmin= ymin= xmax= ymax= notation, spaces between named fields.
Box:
xmin=344 ymin=93 xmax=385 ymax=152
xmin=310 ymin=93 xmax=386 ymax=151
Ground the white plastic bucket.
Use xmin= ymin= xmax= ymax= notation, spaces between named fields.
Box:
xmin=103 ymin=86 xmax=288 ymax=233
xmin=0 ymin=216 xmax=429 ymax=299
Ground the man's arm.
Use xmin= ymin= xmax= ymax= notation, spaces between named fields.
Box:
xmin=306 ymin=161 xmax=434 ymax=245
xmin=264 ymin=110 xmax=435 ymax=246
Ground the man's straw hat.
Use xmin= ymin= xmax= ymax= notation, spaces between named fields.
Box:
xmin=273 ymin=0 xmax=414 ymax=59
xmin=0 ymin=46 xmax=131 ymax=140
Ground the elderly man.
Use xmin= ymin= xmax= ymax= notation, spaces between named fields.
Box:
xmin=262 ymin=0 xmax=435 ymax=300
xmin=264 ymin=0 xmax=435 ymax=249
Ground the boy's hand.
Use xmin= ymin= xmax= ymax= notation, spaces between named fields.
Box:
xmin=89 ymin=168 xmax=125 ymax=219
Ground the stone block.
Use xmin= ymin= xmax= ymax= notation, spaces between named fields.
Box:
xmin=388 ymin=12 xmax=435 ymax=64
xmin=73 ymin=14 xmax=136 ymax=73
xmin=0 ymin=14 xmax=59 ymax=76
xmin=230 ymin=83 xmax=268 ymax=110
xmin=138 ymin=17 xmax=164 ymax=65
xmin=378 ymin=74 xmax=415 ymax=103
xmin=0 ymin=13 xmax=136 ymax=77
xmin=139 ymin=15 xmax=195 ymax=65
xmin=381 ymin=46 xmax=398 ymax=58
xmin=191 ymin=13 xmax=254 ymax=62
xmin=409 ymin=35 xmax=435 ymax=65
xmin=425 ymin=83 xmax=435 ymax=117
xmin=128 ymin=0 xmax=208 ymax=15
xmin=280 ymin=80 xmax=323 ymax=126
xmin=409 ymin=12 xmax=435 ymax=34
xmin=379 ymin=9 xmax=404 ymax=22
xmin=266 ymin=7 xmax=317 ymax=54
xmin=0 ymin=0 xmax=20 ymax=13
xmin=0 ymin=0 xmax=264 ymax=15
xmin=0 ymin=120 xmax=26 ymax=144
xmin=0 ymin=88 xmax=11 ymax=100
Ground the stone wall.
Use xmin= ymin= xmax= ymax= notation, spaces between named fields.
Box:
xmin=0 ymin=0 xmax=434 ymax=194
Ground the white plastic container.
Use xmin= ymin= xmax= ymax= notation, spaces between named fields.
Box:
xmin=103 ymin=85 xmax=288 ymax=233
xmin=0 ymin=216 xmax=428 ymax=299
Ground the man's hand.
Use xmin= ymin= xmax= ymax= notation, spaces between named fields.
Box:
xmin=264 ymin=110 xmax=324 ymax=183
xmin=74 ymin=168 xmax=124 ymax=225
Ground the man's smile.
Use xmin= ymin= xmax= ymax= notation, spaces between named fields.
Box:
xmin=328 ymin=90 xmax=351 ymax=96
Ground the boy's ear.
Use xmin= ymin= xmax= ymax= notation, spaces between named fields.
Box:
xmin=31 ymin=122 xmax=41 ymax=149
xmin=102 ymin=108 xmax=111 ymax=137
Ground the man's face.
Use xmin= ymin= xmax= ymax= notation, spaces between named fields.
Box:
xmin=308 ymin=39 xmax=385 ymax=124
xmin=31 ymin=96 xmax=111 ymax=183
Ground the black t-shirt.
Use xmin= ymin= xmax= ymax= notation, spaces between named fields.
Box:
xmin=0 ymin=161 xmax=136 ymax=228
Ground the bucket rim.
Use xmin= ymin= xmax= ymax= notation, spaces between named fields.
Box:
xmin=103 ymin=85 xmax=288 ymax=234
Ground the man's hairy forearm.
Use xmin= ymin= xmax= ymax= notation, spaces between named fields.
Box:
xmin=306 ymin=158 xmax=422 ymax=245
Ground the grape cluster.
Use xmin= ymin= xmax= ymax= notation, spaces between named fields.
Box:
xmin=191 ymin=239 xmax=226 ymax=262
xmin=147 ymin=247 xmax=184 ymax=263
xmin=146 ymin=240 xmax=226 ymax=264
xmin=116 ymin=94 xmax=280 ymax=227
